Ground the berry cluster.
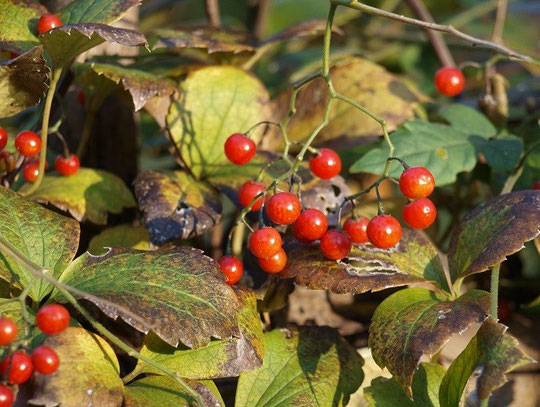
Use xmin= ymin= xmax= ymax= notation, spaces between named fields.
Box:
xmin=0 ymin=127 xmax=80 ymax=183
xmin=0 ymin=304 xmax=70 ymax=407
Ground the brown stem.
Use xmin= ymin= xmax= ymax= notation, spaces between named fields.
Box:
xmin=204 ymin=0 xmax=221 ymax=27
xmin=492 ymin=0 xmax=508 ymax=44
xmin=254 ymin=0 xmax=271 ymax=40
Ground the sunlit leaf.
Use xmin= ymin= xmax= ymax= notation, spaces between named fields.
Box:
xmin=0 ymin=0 xmax=45 ymax=53
xmin=88 ymin=224 xmax=150 ymax=255
xmin=57 ymin=0 xmax=139 ymax=25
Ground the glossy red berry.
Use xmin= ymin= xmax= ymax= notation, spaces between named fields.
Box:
xmin=36 ymin=304 xmax=70 ymax=335
xmin=343 ymin=217 xmax=369 ymax=244
xmin=258 ymin=248 xmax=287 ymax=274
xmin=224 ymin=133 xmax=256 ymax=165
xmin=0 ymin=127 xmax=7 ymax=151
xmin=15 ymin=131 xmax=41 ymax=157
xmin=434 ymin=67 xmax=465 ymax=97
xmin=218 ymin=256 xmax=243 ymax=285
xmin=23 ymin=162 xmax=40 ymax=183
xmin=55 ymin=154 xmax=80 ymax=176
xmin=0 ymin=351 xmax=33 ymax=384
xmin=37 ymin=13 xmax=62 ymax=34
xmin=320 ymin=230 xmax=352 ymax=260
xmin=292 ymin=209 xmax=328 ymax=242
xmin=309 ymin=148 xmax=341 ymax=179
xmin=399 ymin=167 xmax=435 ymax=200
xmin=238 ymin=181 xmax=266 ymax=211
xmin=0 ymin=318 xmax=17 ymax=346
xmin=402 ymin=198 xmax=437 ymax=230
xmin=0 ymin=384 xmax=13 ymax=407
xmin=367 ymin=215 xmax=402 ymax=249
xmin=266 ymin=192 xmax=301 ymax=225
xmin=248 ymin=227 xmax=282 ymax=259
xmin=532 ymin=181 xmax=540 ymax=190
xmin=32 ymin=345 xmax=59 ymax=375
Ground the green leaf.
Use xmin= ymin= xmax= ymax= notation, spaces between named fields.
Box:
xmin=134 ymin=170 xmax=222 ymax=245
xmin=57 ymin=0 xmax=139 ymax=25
xmin=167 ymin=65 xmax=270 ymax=179
xmin=439 ymin=318 xmax=533 ymax=407
xmin=29 ymin=327 xmax=124 ymax=407
xmin=0 ymin=0 xmax=45 ymax=53
xmin=88 ymin=224 xmax=150 ymax=255
xmin=134 ymin=286 xmax=263 ymax=379
xmin=56 ymin=247 xmax=240 ymax=348
xmin=470 ymin=134 xmax=523 ymax=171
xmin=438 ymin=104 xmax=496 ymax=138
xmin=20 ymin=168 xmax=136 ymax=225
xmin=235 ymin=326 xmax=364 ymax=407
xmin=0 ymin=46 xmax=48 ymax=118
xmin=0 ymin=187 xmax=79 ymax=301
xmin=280 ymin=229 xmax=450 ymax=294
xmin=448 ymin=190 xmax=540 ymax=282
xmin=369 ymin=288 xmax=490 ymax=396
xmin=124 ymin=376 xmax=224 ymax=407
xmin=364 ymin=363 xmax=446 ymax=407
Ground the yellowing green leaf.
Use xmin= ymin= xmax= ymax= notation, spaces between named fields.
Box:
xmin=88 ymin=224 xmax=150 ymax=255
xmin=0 ymin=0 xmax=45 ymax=54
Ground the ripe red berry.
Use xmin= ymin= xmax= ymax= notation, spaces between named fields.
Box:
xmin=0 ymin=384 xmax=13 ymax=407
xmin=434 ymin=67 xmax=465 ymax=97
xmin=248 ymin=227 xmax=282 ymax=259
xmin=532 ymin=181 xmax=540 ymax=190
xmin=77 ymin=89 xmax=86 ymax=105
xmin=23 ymin=162 xmax=40 ymax=183
xmin=292 ymin=209 xmax=328 ymax=242
xmin=309 ymin=148 xmax=341 ymax=179
xmin=258 ymin=248 xmax=287 ymax=274
xmin=36 ymin=304 xmax=70 ymax=335
xmin=0 ymin=127 xmax=7 ymax=151
xmin=343 ymin=217 xmax=369 ymax=244
xmin=402 ymin=198 xmax=437 ymax=230
xmin=0 ymin=318 xmax=17 ymax=346
xmin=266 ymin=192 xmax=301 ymax=225
xmin=367 ymin=215 xmax=402 ymax=249
xmin=218 ymin=256 xmax=243 ymax=285
xmin=37 ymin=13 xmax=62 ymax=34
xmin=238 ymin=181 xmax=266 ymax=211
xmin=320 ymin=230 xmax=352 ymax=260
xmin=399 ymin=167 xmax=435 ymax=200
xmin=0 ymin=351 xmax=33 ymax=384
xmin=32 ymin=345 xmax=59 ymax=375
xmin=9 ymin=52 xmax=19 ymax=59
xmin=15 ymin=131 xmax=41 ymax=157
xmin=224 ymin=133 xmax=256 ymax=165
xmin=55 ymin=154 xmax=80 ymax=176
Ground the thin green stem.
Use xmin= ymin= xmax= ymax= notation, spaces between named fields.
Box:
xmin=490 ymin=264 xmax=500 ymax=320
xmin=76 ymin=107 xmax=97 ymax=159
xmin=323 ymin=4 xmax=337 ymax=77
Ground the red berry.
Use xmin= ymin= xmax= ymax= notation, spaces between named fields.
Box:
xmin=292 ymin=209 xmax=328 ymax=242
xmin=532 ymin=181 xmax=540 ymax=190
xmin=258 ymin=248 xmax=287 ymax=274
xmin=343 ymin=217 xmax=369 ymax=244
xmin=218 ymin=256 xmax=243 ymax=285
xmin=23 ymin=162 xmax=40 ymax=183
xmin=0 ymin=127 xmax=7 ymax=151
xmin=224 ymin=133 xmax=256 ymax=165
xmin=15 ymin=131 xmax=41 ymax=157
xmin=0 ymin=384 xmax=13 ymax=407
xmin=55 ymin=154 xmax=80 ymax=176
xmin=320 ymin=230 xmax=352 ymax=260
xmin=0 ymin=351 xmax=33 ymax=384
xmin=32 ymin=345 xmax=59 ymax=375
xmin=434 ymin=67 xmax=465 ymax=97
xmin=309 ymin=148 xmax=341 ymax=179
xmin=36 ymin=304 xmax=70 ymax=335
xmin=238 ymin=181 xmax=266 ymax=211
xmin=0 ymin=318 xmax=17 ymax=346
xmin=402 ymin=198 xmax=437 ymax=230
xmin=497 ymin=299 xmax=512 ymax=322
xmin=37 ymin=13 xmax=62 ymax=34
xmin=77 ymin=89 xmax=86 ymax=105
xmin=367 ymin=215 xmax=402 ymax=249
xmin=399 ymin=167 xmax=435 ymax=200
xmin=266 ymin=192 xmax=301 ymax=225
xmin=248 ymin=227 xmax=282 ymax=259
xmin=9 ymin=52 xmax=19 ymax=59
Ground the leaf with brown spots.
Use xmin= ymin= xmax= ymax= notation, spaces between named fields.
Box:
xmin=55 ymin=247 xmax=240 ymax=348
xmin=279 ymin=229 xmax=450 ymax=294
xmin=132 ymin=286 xmax=263 ymax=379
xmin=88 ymin=224 xmax=150 ymax=255
xmin=0 ymin=46 xmax=48 ymax=118
xmin=448 ymin=190 xmax=540 ymax=282
xmin=57 ymin=0 xmax=139 ymax=25
xmin=29 ymin=327 xmax=124 ymax=407
xmin=134 ymin=170 xmax=222 ymax=245
xmin=369 ymin=288 xmax=490 ymax=397
xmin=0 ymin=0 xmax=45 ymax=54
xmin=439 ymin=318 xmax=533 ymax=407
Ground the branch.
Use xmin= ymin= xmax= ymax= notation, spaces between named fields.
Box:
xmin=204 ymin=0 xmax=221 ymax=27
xmin=254 ymin=0 xmax=271 ymax=40
xmin=492 ymin=0 xmax=508 ymax=44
